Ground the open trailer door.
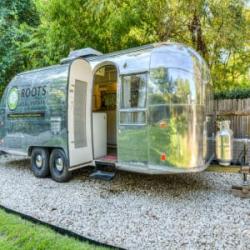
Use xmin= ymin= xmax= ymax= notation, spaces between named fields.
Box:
xmin=68 ymin=59 xmax=93 ymax=167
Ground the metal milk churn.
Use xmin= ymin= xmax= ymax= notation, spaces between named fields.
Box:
xmin=216 ymin=120 xmax=233 ymax=166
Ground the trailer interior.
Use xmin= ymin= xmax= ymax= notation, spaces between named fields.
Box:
xmin=92 ymin=65 xmax=117 ymax=163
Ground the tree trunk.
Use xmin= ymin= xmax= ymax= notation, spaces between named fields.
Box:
xmin=188 ymin=12 xmax=207 ymax=60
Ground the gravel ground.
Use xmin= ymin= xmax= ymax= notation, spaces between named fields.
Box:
xmin=0 ymin=154 xmax=250 ymax=250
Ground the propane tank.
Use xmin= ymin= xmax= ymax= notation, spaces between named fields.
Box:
xmin=216 ymin=120 xmax=233 ymax=166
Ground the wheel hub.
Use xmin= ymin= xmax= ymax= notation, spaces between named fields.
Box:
xmin=35 ymin=154 xmax=43 ymax=168
xmin=55 ymin=157 xmax=64 ymax=172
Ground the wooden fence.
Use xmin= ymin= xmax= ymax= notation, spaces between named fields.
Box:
xmin=206 ymin=98 xmax=250 ymax=164
xmin=207 ymin=98 xmax=250 ymax=138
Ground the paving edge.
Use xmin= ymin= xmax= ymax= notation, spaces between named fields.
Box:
xmin=0 ymin=204 xmax=124 ymax=250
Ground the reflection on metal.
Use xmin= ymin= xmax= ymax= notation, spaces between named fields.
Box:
xmin=55 ymin=157 xmax=64 ymax=172
xmin=35 ymin=154 xmax=43 ymax=168
xmin=216 ymin=120 xmax=233 ymax=166
xmin=147 ymin=104 xmax=205 ymax=169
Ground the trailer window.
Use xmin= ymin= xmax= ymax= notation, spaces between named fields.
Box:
xmin=120 ymin=73 xmax=147 ymax=125
xmin=120 ymin=73 xmax=147 ymax=109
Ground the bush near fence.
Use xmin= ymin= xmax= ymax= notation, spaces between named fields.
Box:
xmin=214 ymin=87 xmax=250 ymax=100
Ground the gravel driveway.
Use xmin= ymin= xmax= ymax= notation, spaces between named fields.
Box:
xmin=0 ymin=154 xmax=249 ymax=250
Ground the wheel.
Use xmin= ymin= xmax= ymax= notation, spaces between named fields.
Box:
xmin=49 ymin=149 xmax=71 ymax=182
xmin=31 ymin=148 xmax=50 ymax=178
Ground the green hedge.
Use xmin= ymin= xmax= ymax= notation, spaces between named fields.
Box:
xmin=214 ymin=87 xmax=250 ymax=100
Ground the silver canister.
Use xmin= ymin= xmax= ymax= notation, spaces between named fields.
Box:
xmin=216 ymin=120 xmax=233 ymax=166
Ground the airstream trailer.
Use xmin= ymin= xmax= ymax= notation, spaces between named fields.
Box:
xmin=0 ymin=42 xmax=213 ymax=182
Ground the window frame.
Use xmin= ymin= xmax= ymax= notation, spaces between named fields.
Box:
xmin=119 ymin=71 xmax=148 ymax=126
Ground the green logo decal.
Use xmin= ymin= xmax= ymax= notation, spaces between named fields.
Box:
xmin=8 ymin=87 xmax=19 ymax=110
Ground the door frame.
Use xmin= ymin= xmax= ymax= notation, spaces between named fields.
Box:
xmin=91 ymin=61 xmax=119 ymax=160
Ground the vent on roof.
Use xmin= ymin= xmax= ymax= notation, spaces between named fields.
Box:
xmin=60 ymin=48 xmax=102 ymax=64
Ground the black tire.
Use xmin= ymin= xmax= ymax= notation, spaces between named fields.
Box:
xmin=31 ymin=148 xmax=50 ymax=178
xmin=49 ymin=149 xmax=71 ymax=182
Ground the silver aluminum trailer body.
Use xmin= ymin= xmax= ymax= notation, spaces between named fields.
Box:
xmin=0 ymin=42 xmax=213 ymax=182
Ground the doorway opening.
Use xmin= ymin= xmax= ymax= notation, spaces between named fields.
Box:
xmin=92 ymin=64 xmax=118 ymax=163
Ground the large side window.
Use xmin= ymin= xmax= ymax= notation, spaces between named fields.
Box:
xmin=120 ymin=73 xmax=147 ymax=125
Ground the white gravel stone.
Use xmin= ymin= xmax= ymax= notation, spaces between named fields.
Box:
xmin=0 ymin=154 xmax=249 ymax=250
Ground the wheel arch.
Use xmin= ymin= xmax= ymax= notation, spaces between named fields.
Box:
xmin=28 ymin=146 xmax=66 ymax=157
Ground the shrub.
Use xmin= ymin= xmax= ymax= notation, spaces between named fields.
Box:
xmin=214 ymin=87 xmax=250 ymax=100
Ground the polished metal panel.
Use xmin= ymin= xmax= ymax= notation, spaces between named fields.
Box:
xmin=117 ymin=125 xmax=148 ymax=164
xmin=147 ymin=45 xmax=210 ymax=170
xmin=89 ymin=46 xmax=152 ymax=75
xmin=216 ymin=120 xmax=233 ymax=166
xmin=148 ymin=104 xmax=205 ymax=168
xmin=0 ymin=64 xmax=69 ymax=157
xmin=148 ymin=68 xmax=200 ymax=104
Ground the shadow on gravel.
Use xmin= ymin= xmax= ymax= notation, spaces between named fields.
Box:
xmin=1 ymin=156 xmax=218 ymax=197
xmin=72 ymin=167 xmax=216 ymax=199
xmin=1 ymin=157 xmax=31 ymax=171
xmin=7 ymin=159 xmax=30 ymax=167
xmin=0 ymin=154 xmax=30 ymax=169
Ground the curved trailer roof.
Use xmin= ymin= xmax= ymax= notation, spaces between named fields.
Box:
xmin=13 ymin=42 xmax=209 ymax=84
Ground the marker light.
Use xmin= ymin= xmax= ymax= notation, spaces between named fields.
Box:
xmin=161 ymin=153 xmax=166 ymax=161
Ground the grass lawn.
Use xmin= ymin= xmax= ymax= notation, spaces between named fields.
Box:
xmin=0 ymin=209 xmax=109 ymax=250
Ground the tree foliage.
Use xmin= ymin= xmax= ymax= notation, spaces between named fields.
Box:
xmin=0 ymin=0 xmax=249 ymax=96
xmin=0 ymin=0 xmax=39 ymax=95
xmin=214 ymin=87 xmax=250 ymax=99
